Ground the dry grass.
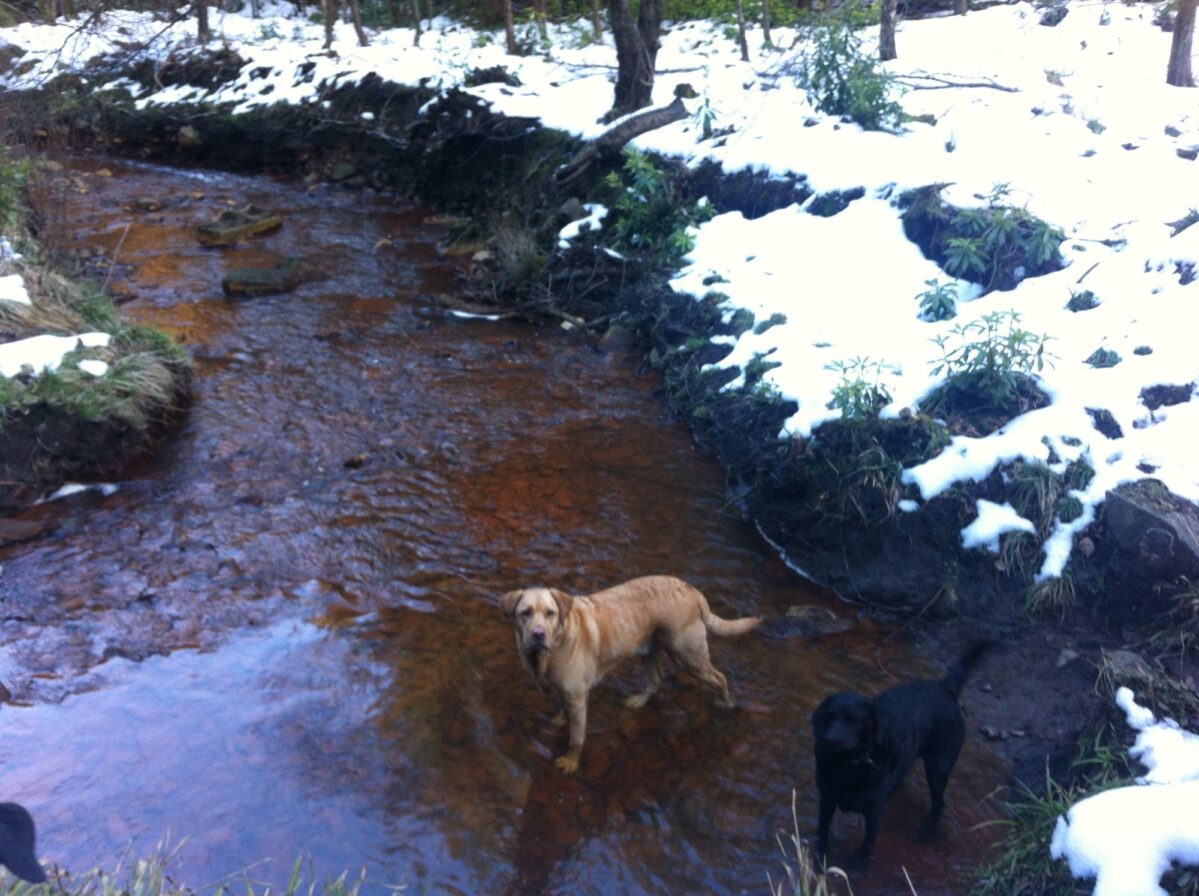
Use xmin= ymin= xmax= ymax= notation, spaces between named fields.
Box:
xmin=767 ymin=792 xmax=852 ymax=896
xmin=0 ymin=845 xmax=396 ymax=896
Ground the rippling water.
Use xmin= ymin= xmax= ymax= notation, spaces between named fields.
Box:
xmin=0 ymin=158 xmax=1006 ymax=895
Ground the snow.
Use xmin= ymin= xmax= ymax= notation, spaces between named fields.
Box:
xmin=960 ymin=499 xmax=1036 ymax=552
xmin=0 ymin=332 xmax=111 ymax=378
xmin=1050 ymin=688 xmax=1199 ymax=896
xmin=0 ymin=273 xmax=30 ymax=304
xmin=558 ymin=203 xmax=608 ymax=249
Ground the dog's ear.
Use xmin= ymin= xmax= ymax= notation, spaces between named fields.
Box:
xmin=811 ymin=697 xmax=831 ymax=734
xmin=498 ymin=589 xmax=525 ymax=619
xmin=549 ymin=588 xmax=574 ymax=625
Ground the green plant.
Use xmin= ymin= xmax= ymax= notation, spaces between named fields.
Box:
xmin=0 ymin=145 xmax=31 ymax=231
xmin=826 ymin=355 xmax=894 ymax=420
xmin=916 ymin=278 xmax=958 ymax=321
xmin=693 ymin=67 xmax=719 ymax=139
xmin=604 ymin=149 xmax=713 ymax=265
xmin=902 ymin=185 xmax=1066 ymax=293
xmin=792 ymin=2 xmax=903 ymax=131
xmin=927 ymin=310 xmax=1055 ymax=415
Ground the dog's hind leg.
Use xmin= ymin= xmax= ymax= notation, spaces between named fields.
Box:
xmin=671 ymin=623 xmax=736 ymax=708
xmin=626 ymin=646 xmax=669 ymax=709
xmin=919 ymin=721 xmax=965 ymax=841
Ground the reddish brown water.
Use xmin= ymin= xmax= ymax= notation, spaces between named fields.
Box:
xmin=0 ymin=159 xmax=1008 ymax=896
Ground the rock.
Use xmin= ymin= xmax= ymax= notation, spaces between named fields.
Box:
xmin=196 ymin=204 xmax=283 ymax=246
xmin=0 ymin=517 xmax=47 ymax=546
xmin=1103 ymin=481 xmax=1199 ymax=580
xmin=558 ymin=197 xmax=587 ymax=223
xmin=221 ymin=257 xmax=315 ymax=296
xmin=177 ymin=125 xmax=202 ymax=147
xmin=328 ymin=162 xmax=357 ymax=182
xmin=1178 ymin=146 xmax=1199 ymax=162
xmin=1056 ymin=647 xmax=1080 ymax=669
xmin=760 ymin=604 xmax=854 ymax=639
xmin=1039 ymin=4 xmax=1067 ymax=25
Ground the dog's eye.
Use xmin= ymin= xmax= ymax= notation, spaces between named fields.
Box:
xmin=520 ymin=609 xmax=532 ymax=618
xmin=546 ymin=610 xmax=556 ymax=618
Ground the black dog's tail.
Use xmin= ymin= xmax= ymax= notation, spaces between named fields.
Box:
xmin=941 ymin=640 xmax=996 ymax=696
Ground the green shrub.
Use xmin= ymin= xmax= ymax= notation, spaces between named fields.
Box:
xmin=924 ymin=310 xmax=1054 ymax=422
xmin=793 ymin=3 xmax=903 ymax=131
xmin=916 ymin=277 xmax=957 ymax=321
xmin=826 ymin=355 xmax=894 ymax=420
xmin=604 ymin=149 xmax=714 ymax=265
xmin=900 ymin=185 xmax=1066 ymax=293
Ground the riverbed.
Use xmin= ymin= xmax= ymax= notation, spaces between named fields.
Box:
xmin=0 ymin=158 xmax=1007 ymax=896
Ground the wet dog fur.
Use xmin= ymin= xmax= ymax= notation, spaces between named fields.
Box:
xmin=499 ymin=575 xmax=761 ymax=773
xmin=810 ymin=642 xmax=993 ymax=869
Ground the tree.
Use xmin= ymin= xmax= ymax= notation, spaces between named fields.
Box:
xmin=605 ymin=0 xmax=662 ymax=121
xmin=1166 ymin=0 xmax=1196 ymax=87
xmin=196 ymin=0 xmax=209 ymax=44
xmin=878 ymin=0 xmax=897 ymax=60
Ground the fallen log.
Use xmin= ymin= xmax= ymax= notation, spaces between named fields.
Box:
xmin=553 ymin=84 xmax=696 ymax=187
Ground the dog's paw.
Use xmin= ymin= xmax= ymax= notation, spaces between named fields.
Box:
xmin=554 ymin=752 xmax=581 ymax=774
xmin=624 ymin=693 xmax=651 ymax=709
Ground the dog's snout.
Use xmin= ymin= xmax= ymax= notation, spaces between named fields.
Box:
xmin=530 ymin=626 xmax=547 ymax=643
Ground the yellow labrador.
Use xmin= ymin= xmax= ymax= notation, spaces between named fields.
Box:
xmin=499 ymin=575 xmax=761 ymax=773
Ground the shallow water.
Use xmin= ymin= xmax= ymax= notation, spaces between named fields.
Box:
xmin=0 ymin=158 xmax=1007 ymax=895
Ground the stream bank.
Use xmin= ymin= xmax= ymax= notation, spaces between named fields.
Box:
xmin=2 ymin=41 xmax=1198 ymax=872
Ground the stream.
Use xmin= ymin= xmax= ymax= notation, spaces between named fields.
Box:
xmin=0 ymin=158 xmax=1007 ymax=896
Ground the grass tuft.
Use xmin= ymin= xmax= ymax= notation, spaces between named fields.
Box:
xmin=767 ymin=792 xmax=851 ymax=896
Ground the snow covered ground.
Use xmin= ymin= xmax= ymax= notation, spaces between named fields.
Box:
xmin=0 ymin=4 xmax=1196 ymax=886
xmin=1051 ymin=687 xmax=1199 ymax=896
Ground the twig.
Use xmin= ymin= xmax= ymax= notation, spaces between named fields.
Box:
xmin=101 ymin=222 xmax=131 ymax=294
xmin=897 ymin=72 xmax=1018 ymax=92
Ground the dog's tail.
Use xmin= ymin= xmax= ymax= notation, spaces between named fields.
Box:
xmin=941 ymin=640 xmax=996 ymax=696
xmin=702 ymin=600 xmax=762 ymax=638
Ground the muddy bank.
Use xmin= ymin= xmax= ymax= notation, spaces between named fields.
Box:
xmin=3 ymin=57 xmax=1196 ymax=796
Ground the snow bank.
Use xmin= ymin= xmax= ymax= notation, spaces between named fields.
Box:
xmin=1051 ymin=688 xmax=1199 ymax=896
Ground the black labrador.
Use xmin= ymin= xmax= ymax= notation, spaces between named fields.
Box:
xmin=0 ymin=803 xmax=46 ymax=883
xmin=810 ymin=642 xmax=992 ymax=869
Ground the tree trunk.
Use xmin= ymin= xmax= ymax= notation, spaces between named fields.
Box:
xmin=347 ymin=0 xmax=368 ymax=45
xmin=531 ymin=0 xmax=548 ymax=42
xmin=196 ymin=0 xmax=210 ymax=43
xmin=734 ymin=0 xmax=749 ymax=60
xmin=503 ymin=0 xmax=516 ymax=53
xmin=411 ymin=0 xmax=423 ymax=45
xmin=1166 ymin=0 xmax=1196 ymax=86
xmin=953 ymin=0 xmax=968 ymax=15
xmin=605 ymin=0 xmax=661 ymax=121
xmin=322 ymin=0 xmax=335 ymax=49
xmin=590 ymin=0 xmax=602 ymax=42
xmin=878 ymin=0 xmax=898 ymax=60
xmin=760 ymin=0 xmax=772 ymax=49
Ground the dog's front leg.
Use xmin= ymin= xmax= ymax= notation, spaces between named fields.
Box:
xmin=555 ymin=691 xmax=588 ymax=774
xmin=849 ymin=801 xmax=884 ymax=870
xmin=813 ymin=791 xmax=835 ymax=866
